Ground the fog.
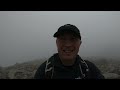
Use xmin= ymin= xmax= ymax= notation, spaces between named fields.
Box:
xmin=0 ymin=11 xmax=120 ymax=67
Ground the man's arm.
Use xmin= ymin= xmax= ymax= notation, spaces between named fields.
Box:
xmin=34 ymin=61 xmax=46 ymax=79
xmin=85 ymin=60 xmax=105 ymax=79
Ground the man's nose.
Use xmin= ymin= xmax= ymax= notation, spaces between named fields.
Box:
xmin=64 ymin=40 xmax=72 ymax=46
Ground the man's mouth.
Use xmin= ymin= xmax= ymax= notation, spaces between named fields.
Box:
xmin=63 ymin=50 xmax=74 ymax=53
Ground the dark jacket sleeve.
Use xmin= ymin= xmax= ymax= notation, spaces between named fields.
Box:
xmin=34 ymin=61 xmax=46 ymax=79
xmin=85 ymin=60 xmax=105 ymax=79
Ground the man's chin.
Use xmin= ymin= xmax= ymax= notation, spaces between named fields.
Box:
xmin=59 ymin=53 xmax=76 ymax=60
xmin=61 ymin=56 xmax=74 ymax=60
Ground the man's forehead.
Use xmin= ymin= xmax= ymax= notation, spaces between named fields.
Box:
xmin=57 ymin=33 xmax=79 ymax=38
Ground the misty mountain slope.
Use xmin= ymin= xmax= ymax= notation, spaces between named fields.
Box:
xmin=1 ymin=59 xmax=46 ymax=79
xmin=89 ymin=59 xmax=120 ymax=79
xmin=0 ymin=58 xmax=120 ymax=79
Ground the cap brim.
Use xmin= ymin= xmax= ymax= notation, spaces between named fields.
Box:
xmin=53 ymin=29 xmax=80 ymax=38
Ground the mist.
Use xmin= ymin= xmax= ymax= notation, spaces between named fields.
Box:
xmin=0 ymin=11 xmax=120 ymax=67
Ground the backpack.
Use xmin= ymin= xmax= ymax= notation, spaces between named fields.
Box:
xmin=45 ymin=55 xmax=90 ymax=79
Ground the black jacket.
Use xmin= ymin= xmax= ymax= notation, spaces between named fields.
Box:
xmin=34 ymin=53 xmax=105 ymax=79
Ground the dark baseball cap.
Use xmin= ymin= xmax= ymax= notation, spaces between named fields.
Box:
xmin=53 ymin=24 xmax=81 ymax=40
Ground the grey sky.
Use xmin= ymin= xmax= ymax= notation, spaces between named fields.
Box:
xmin=0 ymin=11 xmax=120 ymax=67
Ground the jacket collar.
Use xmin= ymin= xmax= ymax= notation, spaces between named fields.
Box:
xmin=52 ymin=53 xmax=82 ymax=67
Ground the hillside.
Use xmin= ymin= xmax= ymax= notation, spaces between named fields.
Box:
xmin=0 ymin=58 xmax=120 ymax=79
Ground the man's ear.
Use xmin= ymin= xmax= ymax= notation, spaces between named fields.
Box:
xmin=56 ymin=38 xmax=58 ymax=45
xmin=80 ymin=40 xmax=82 ymax=45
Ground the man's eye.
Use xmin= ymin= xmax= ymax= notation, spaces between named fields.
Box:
xmin=71 ymin=38 xmax=76 ymax=40
xmin=72 ymin=38 xmax=75 ymax=39
xmin=71 ymin=38 xmax=78 ymax=41
xmin=59 ymin=37 xmax=65 ymax=40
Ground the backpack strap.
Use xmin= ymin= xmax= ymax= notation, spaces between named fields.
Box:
xmin=79 ymin=58 xmax=90 ymax=79
xmin=45 ymin=56 xmax=54 ymax=79
xmin=45 ymin=54 xmax=90 ymax=79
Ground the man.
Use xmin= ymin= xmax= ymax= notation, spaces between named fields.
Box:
xmin=34 ymin=24 xmax=105 ymax=79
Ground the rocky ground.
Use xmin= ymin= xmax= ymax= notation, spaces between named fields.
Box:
xmin=0 ymin=58 xmax=120 ymax=79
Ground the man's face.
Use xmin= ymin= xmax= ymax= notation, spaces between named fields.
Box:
xmin=56 ymin=33 xmax=82 ymax=61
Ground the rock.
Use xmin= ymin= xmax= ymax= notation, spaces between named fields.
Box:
xmin=0 ymin=59 xmax=45 ymax=79
xmin=103 ymin=73 xmax=120 ymax=79
xmin=0 ymin=67 xmax=3 ymax=79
